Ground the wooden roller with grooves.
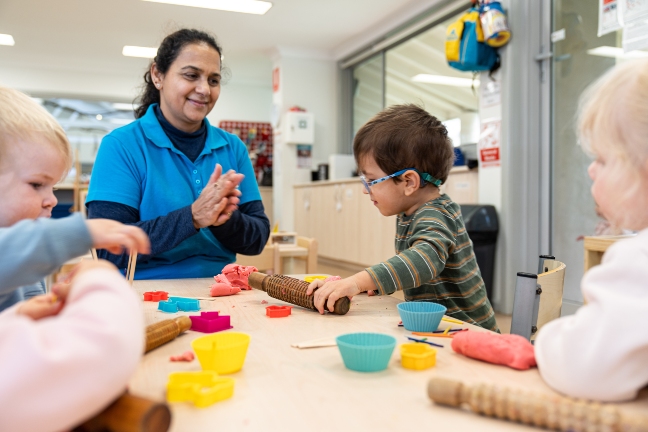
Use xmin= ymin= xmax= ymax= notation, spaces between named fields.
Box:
xmin=427 ymin=377 xmax=648 ymax=432
xmin=248 ymin=272 xmax=350 ymax=315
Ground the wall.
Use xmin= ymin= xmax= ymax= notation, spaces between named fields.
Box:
xmin=272 ymin=50 xmax=339 ymax=231
xmin=207 ymin=81 xmax=272 ymax=125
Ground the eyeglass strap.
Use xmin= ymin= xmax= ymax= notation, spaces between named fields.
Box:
xmin=419 ymin=172 xmax=442 ymax=187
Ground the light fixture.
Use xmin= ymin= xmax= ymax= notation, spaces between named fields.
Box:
xmin=412 ymin=74 xmax=479 ymax=87
xmin=112 ymin=102 xmax=137 ymax=111
xmin=142 ymin=0 xmax=272 ymax=15
xmin=96 ymin=114 xmax=103 ymax=121
xmin=587 ymin=46 xmax=648 ymax=59
xmin=0 ymin=34 xmax=15 ymax=46
xmin=122 ymin=46 xmax=158 ymax=58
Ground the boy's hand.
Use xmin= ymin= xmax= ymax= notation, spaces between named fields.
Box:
xmin=17 ymin=294 xmax=63 ymax=320
xmin=306 ymin=277 xmax=361 ymax=314
xmin=86 ymin=220 xmax=150 ymax=255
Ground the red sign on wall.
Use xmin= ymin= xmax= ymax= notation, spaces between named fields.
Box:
xmin=478 ymin=119 xmax=501 ymax=168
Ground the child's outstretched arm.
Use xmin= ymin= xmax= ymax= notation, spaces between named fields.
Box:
xmin=535 ymin=234 xmax=648 ymax=402
xmin=0 ymin=260 xmax=144 ymax=432
xmin=306 ymin=271 xmax=377 ymax=314
xmin=0 ymin=215 xmax=150 ymax=292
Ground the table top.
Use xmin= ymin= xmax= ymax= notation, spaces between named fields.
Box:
xmin=130 ymin=278 xmax=648 ymax=432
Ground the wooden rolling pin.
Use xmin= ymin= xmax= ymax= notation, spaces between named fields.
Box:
xmin=145 ymin=316 xmax=192 ymax=353
xmin=74 ymin=393 xmax=170 ymax=432
xmin=427 ymin=377 xmax=648 ymax=431
xmin=249 ymin=272 xmax=350 ymax=315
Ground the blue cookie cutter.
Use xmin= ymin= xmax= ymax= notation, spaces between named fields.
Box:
xmin=158 ymin=296 xmax=200 ymax=313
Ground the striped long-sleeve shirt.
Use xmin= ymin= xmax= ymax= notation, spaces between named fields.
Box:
xmin=366 ymin=194 xmax=499 ymax=331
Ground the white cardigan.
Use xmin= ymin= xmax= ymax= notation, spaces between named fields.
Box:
xmin=535 ymin=229 xmax=648 ymax=401
xmin=0 ymin=269 xmax=144 ymax=432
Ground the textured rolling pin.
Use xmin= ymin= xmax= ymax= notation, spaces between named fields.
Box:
xmin=427 ymin=377 xmax=648 ymax=432
xmin=248 ymin=272 xmax=350 ymax=315
xmin=145 ymin=316 xmax=192 ymax=353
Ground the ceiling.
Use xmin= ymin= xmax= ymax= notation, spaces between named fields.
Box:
xmin=0 ymin=0 xmax=421 ymax=86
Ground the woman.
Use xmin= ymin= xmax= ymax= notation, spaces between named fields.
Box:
xmin=87 ymin=29 xmax=270 ymax=279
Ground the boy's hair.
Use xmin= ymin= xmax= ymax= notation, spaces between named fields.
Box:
xmin=353 ymin=104 xmax=454 ymax=185
xmin=0 ymin=86 xmax=72 ymax=174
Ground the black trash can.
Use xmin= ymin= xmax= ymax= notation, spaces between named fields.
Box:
xmin=460 ymin=205 xmax=499 ymax=301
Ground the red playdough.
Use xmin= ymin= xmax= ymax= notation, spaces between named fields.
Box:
xmin=209 ymin=283 xmax=241 ymax=297
xmin=221 ymin=264 xmax=258 ymax=290
xmin=169 ymin=351 xmax=195 ymax=362
xmin=451 ymin=331 xmax=537 ymax=371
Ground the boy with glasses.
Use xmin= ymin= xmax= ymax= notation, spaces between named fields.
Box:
xmin=307 ymin=104 xmax=498 ymax=331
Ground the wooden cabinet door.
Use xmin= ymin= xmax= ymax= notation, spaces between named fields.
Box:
xmin=333 ymin=183 xmax=360 ymax=263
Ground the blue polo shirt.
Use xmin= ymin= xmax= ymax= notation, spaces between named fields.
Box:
xmin=87 ymin=104 xmax=261 ymax=279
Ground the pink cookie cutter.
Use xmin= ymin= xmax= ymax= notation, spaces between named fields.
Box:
xmin=143 ymin=291 xmax=169 ymax=301
xmin=190 ymin=311 xmax=233 ymax=333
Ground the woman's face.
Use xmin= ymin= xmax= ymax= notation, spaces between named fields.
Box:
xmin=153 ymin=42 xmax=221 ymax=133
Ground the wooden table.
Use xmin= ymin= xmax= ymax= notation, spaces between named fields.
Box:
xmin=130 ymin=278 xmax=648 ymax=432
xmin=583 ymin=235 xmax=633 ymax=272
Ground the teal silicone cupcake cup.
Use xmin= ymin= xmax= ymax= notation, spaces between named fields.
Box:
xmin=397 ymin=302 xmax=447 ymax=332
xmin=336 ymin=333 xmax=397 ymax=372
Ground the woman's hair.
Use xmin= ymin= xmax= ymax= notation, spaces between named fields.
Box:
xmin=578 ymin=58 xmax=648 ymax=228
xmin=0 ymin=86 xmax=72 ymax=175
xmin=353 ymin=104 xmax=454 ymax=186
xmin=134 ymin=29 xmax=223 ymax=119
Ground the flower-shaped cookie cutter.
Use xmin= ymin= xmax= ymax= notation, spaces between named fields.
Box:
xmin=166 ymin=371 xmax=234 ymax=408
xmin=143 ymin=291 xmax=169 ymax=301
xmin=190 ymin=311 xmax=233 ymax=333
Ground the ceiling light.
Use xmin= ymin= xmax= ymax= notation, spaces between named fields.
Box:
xmin=142 ymin=0 xmax=272 ymax=15
xmin=112 ymin=103 xmax=136 ymax=111
xmin=0 ymin=34 xmax=15 ymax=46
xmin=96 ymin=114 xmax=103 ymax=121
xmin=412 ymin=74 xmax=479 ymax=87
xmin=122 ymin=46 xmax=158 ymax=58
xmin=587 ymin=46 xmax=648 ymax=59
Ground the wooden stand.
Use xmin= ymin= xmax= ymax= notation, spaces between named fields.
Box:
xmin=249 ymin=272 xmax=350 ymax=315
xmin=428 ymin=377 xmax=648 ymax=431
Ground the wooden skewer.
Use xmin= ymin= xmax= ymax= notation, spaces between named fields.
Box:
xmin=126 ymin=249 xmax=138 ymax=286
xmin=90 ymin=248 xmax=98 ymax=261
xmin=427 ymin=377 xmax=648 ymax=431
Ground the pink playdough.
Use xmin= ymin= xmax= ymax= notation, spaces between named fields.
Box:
xmin=169 ymin=351 xmax=195 ymax=362
xmin=209 ymin=283 xmax=241 ymax=297
xmin=451 ymin=331 xmax=537 ymax=371
xmin=221 ymin=264 xmax=258 ymax=290
xmin=324 ymin=276 xmax=342 ymax=283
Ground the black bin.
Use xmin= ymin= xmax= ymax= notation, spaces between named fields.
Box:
xmin=460 ymin=205 xmax=499 ymax=301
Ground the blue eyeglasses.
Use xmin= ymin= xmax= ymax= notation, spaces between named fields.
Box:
xmin=359 ymin=168 xmax=442 ymax=193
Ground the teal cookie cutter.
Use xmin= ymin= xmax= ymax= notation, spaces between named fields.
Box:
xmin=158 ymin=296 xmax=200 ymax=313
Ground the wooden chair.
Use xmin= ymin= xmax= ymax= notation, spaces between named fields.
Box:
xmin=236 ymin=243 xmax=280 ymax=274
xmin=510 ymin=256 xmax=566 ymax=340
xmin=295 ymin=236 xmax=318 ymax=274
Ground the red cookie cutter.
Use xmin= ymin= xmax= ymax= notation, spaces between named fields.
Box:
xmin=266 ymin=305 xmax=292 ymax=318
xmin=143 ymin=291 xmax=169 ymax=301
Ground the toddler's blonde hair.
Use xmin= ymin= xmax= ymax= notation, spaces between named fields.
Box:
xmin=0 ymin=86 xmax=72 ymax=175
xmin=579 ymin=58 xmax=648 ymax=165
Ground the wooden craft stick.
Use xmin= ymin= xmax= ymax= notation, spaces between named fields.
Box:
xmin=126 ymin=249 xmax=138 ymax=286
xmin=291 ymin=337 xmax=337 ymax=349
xmin=74 ymin=392 xmax=171 ymax=432
xmin=90 ymin=248 xmax=98 ymax=261
xmin=427 ymin=377 xmax=648 ymax=431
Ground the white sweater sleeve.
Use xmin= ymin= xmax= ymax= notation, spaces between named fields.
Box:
xmin=535 ymin=230 xmax=648 ymax=402
xmin=0 ymin=269 xmax=144 ymax=432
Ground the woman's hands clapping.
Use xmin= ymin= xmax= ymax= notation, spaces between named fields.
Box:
xmin=191 ymin=164 xmax=244 ymax=229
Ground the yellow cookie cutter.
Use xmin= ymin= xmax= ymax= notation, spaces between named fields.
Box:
xmin=166 ymin=371 xmax=235 ymax=408
xmin=304 ymin=275 xmax=328 ymax=283
xmin=400 ymin=343 xmax=436 ymax=371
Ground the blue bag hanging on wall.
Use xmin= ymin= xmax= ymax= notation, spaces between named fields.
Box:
xmin=445 ymin=7 xmax=500 ymax=72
